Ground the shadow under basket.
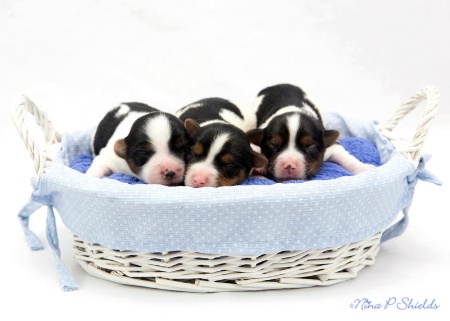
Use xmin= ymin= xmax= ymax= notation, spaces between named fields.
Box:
xmin=12 ymin=86 xmax=442 ymax=292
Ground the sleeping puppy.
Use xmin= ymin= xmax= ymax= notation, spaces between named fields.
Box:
xmin=247 ymin=84 xmax=374 ymax=181
xmin=176 ymin=98 xmax=268 ymax=187
xmin=86 ymin=102 xmax=188 ymax=186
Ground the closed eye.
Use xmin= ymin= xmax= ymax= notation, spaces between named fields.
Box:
xmin=305 ymin=144 xmax=319 ymax=157
xmin=132 ymin=149 xmax=154 ymax=166
xmin=221 ymin=162 xmax=239 ymax=177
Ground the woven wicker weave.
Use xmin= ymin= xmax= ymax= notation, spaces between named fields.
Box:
xmin=12 ymin=85 xmax=440 ymax=292
xmin=73 ymin=233 xmax=381 ymax=292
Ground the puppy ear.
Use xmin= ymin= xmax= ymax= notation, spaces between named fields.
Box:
xmin=251 ymin=151 xmax=268 ymax=168
xmin=114 ymin=139 xmax=128 ymax=159
xmin=184 ymin=118 xmax=200 ymax=138
xmin=247 ymin=129 xmax=264 ymax=146
xmin=323 ymin=130 xmax=340 ymax=148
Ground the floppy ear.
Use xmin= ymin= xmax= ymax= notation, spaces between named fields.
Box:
xmin=251 ymin=151 xmax=268 ymax=168
xmin=247 ymin=129 xmax=264 ymax=146
xmin=323 ymin=130 xmax=340 ymax=148
xmin=114 ymin=139 xmax=128 ymax=159
xmin=184 ymin=118 xmax=200 ymax=139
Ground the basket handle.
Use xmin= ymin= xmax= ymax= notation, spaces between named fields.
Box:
xmin=11 ymin=96 xmax=62 ymax=179
xmin=378 ymin=85 xmax=440 ymax=166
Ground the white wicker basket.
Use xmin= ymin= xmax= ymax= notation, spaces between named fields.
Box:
xmin=12 ymin=86 xmax=440 ymax=292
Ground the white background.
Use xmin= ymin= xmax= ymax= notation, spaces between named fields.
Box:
xmin=1 ymin=1 xmax=449 ymax=320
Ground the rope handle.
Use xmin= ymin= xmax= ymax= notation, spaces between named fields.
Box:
xmin=11 ymin=95 xmax=62 ymax=179
xmin=378 ymin=85 xmax=440 ymax=166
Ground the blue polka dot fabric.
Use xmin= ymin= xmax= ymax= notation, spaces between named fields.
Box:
xmin=22 ymin=112 xmax=428 ymax=256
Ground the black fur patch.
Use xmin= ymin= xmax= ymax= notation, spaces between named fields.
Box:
xmin=256 ymin=83 xmax=323 ymax=128
xmin=177 ymin=97 xmax=244 ymax=125
xmin=92 ymin=103 xmax=157 ymax=155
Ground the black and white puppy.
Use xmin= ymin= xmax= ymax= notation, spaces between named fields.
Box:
xmin=247 ymin=84 xmax=374 ymax=181
xmin=86 ymin=102 xmax=188 ymax=186
xmin=176 ymin=98 xmax=268 ymax=187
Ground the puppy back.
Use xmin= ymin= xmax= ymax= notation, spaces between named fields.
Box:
xmin=92 ymin=103 xmax=157 ymax=155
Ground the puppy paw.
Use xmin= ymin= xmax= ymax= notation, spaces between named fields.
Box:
xmin=351 ymin=163 xmax=376 ymax=174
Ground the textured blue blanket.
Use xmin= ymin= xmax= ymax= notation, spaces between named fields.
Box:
xmin=69 ymin=137 xmax=381 ymax=185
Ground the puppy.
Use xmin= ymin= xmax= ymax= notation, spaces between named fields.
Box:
xmin=176 ymin=98 xmax=268 ymax=187
xmin=86 ymin=102 xmax=187 ymax=186
xmin=247 ymin=84 xmax=374 ymax=181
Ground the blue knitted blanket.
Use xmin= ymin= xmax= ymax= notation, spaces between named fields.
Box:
xmin=69 ymin=137 xmax=381 ymax=185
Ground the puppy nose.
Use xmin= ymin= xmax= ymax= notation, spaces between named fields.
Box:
xmin=285 ymin=164 xmax=296 ymax=171
xmin=165 ymin=170 xmax=176 ymax=180
xmin=192 ymin=175 xmax=207 ymax=187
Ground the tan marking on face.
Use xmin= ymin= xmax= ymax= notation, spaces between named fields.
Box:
xmin=306 ymin=155 xmax=324 ymax=179
xmin=299 ymin=135 xmax=315 ymax=147
xmin=176 ymin=135 xmax=186 ymax=149
xmin=220 ymin=152 xmax=234 ymax=164
xmin=127 ymin=158 xmax=141 ymax=175
xmin=217 ymin=169 xmax=247 ymax=187
xmin=193 ymin=143 xmax=203 ymax=156
xmin=269 ymin=134 xmax=283 ymax=147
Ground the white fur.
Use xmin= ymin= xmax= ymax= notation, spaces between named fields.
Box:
xmin=259 ymin=105 xmax=304 ymax=129
xmin=273 ymin=114 xmax=307 ymax=180
xmin=325 ymin=144 xmax=375 ymax=174
xmin=274 ymin=148 xmax=306 ymax=180
xmin=286 ymin=113 xmax=300 ymax=149
xmin=199 ymin=119 xmax=229 ymax=127
xmin=231 ymin=100 xmax=257 ymax=132
xmin=145 ymin=115 xmax=171 ymax=154
xmin=175 ymin=102 xmax=203 ymax=117
xmin=115 ymin=104 xmax=131 ymax=117
xmin=219 ymin=108 xmax=245 ymax=130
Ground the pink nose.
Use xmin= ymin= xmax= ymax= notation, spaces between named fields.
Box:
xmin=284 ymin=163 xmax=296 ymax=174
xmin=191 ymin=175 xmax=207 ymax=188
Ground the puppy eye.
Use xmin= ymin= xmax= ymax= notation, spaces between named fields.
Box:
xmin=188 ymin=147 xmax=199 ymax=159
xmin=305 ymin=144 xmax=319 ymax=156
xmin=134 ymin=148 xmax=152 ymax=156
xmin=132 ymin=149 xmax=153 ymax=166
xmin=222 ymin=163 xmax=239 ymax=177
xmin=267 ymin=143 xmax=280 ymax=153
xmin=175 ymin=137 xmax=186 ymax=149
xmin=224 ymin=163 xmax=237 ymax=169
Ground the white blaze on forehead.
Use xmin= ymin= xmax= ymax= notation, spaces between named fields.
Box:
xmin=286 ymin=113 xmax=301 ymax=149
xmin=115 ymin=104 xmax=131 ymax=117
xmin=205 ymin=133 xmax=230 ymax=164
xmin=144 ymin=114 xmax=172 ymax=153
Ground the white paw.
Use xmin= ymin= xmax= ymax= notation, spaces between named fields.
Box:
xmin=351 ymin=163 xmax=376 ymax=175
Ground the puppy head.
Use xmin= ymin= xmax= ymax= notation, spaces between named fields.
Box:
xmin=114 ymin=112 xmax=188 ymax=185
xmin=184 ymin=119 xmax=267 ymax=188
xmin=248 ymin=112 xmax=338 ymax=181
